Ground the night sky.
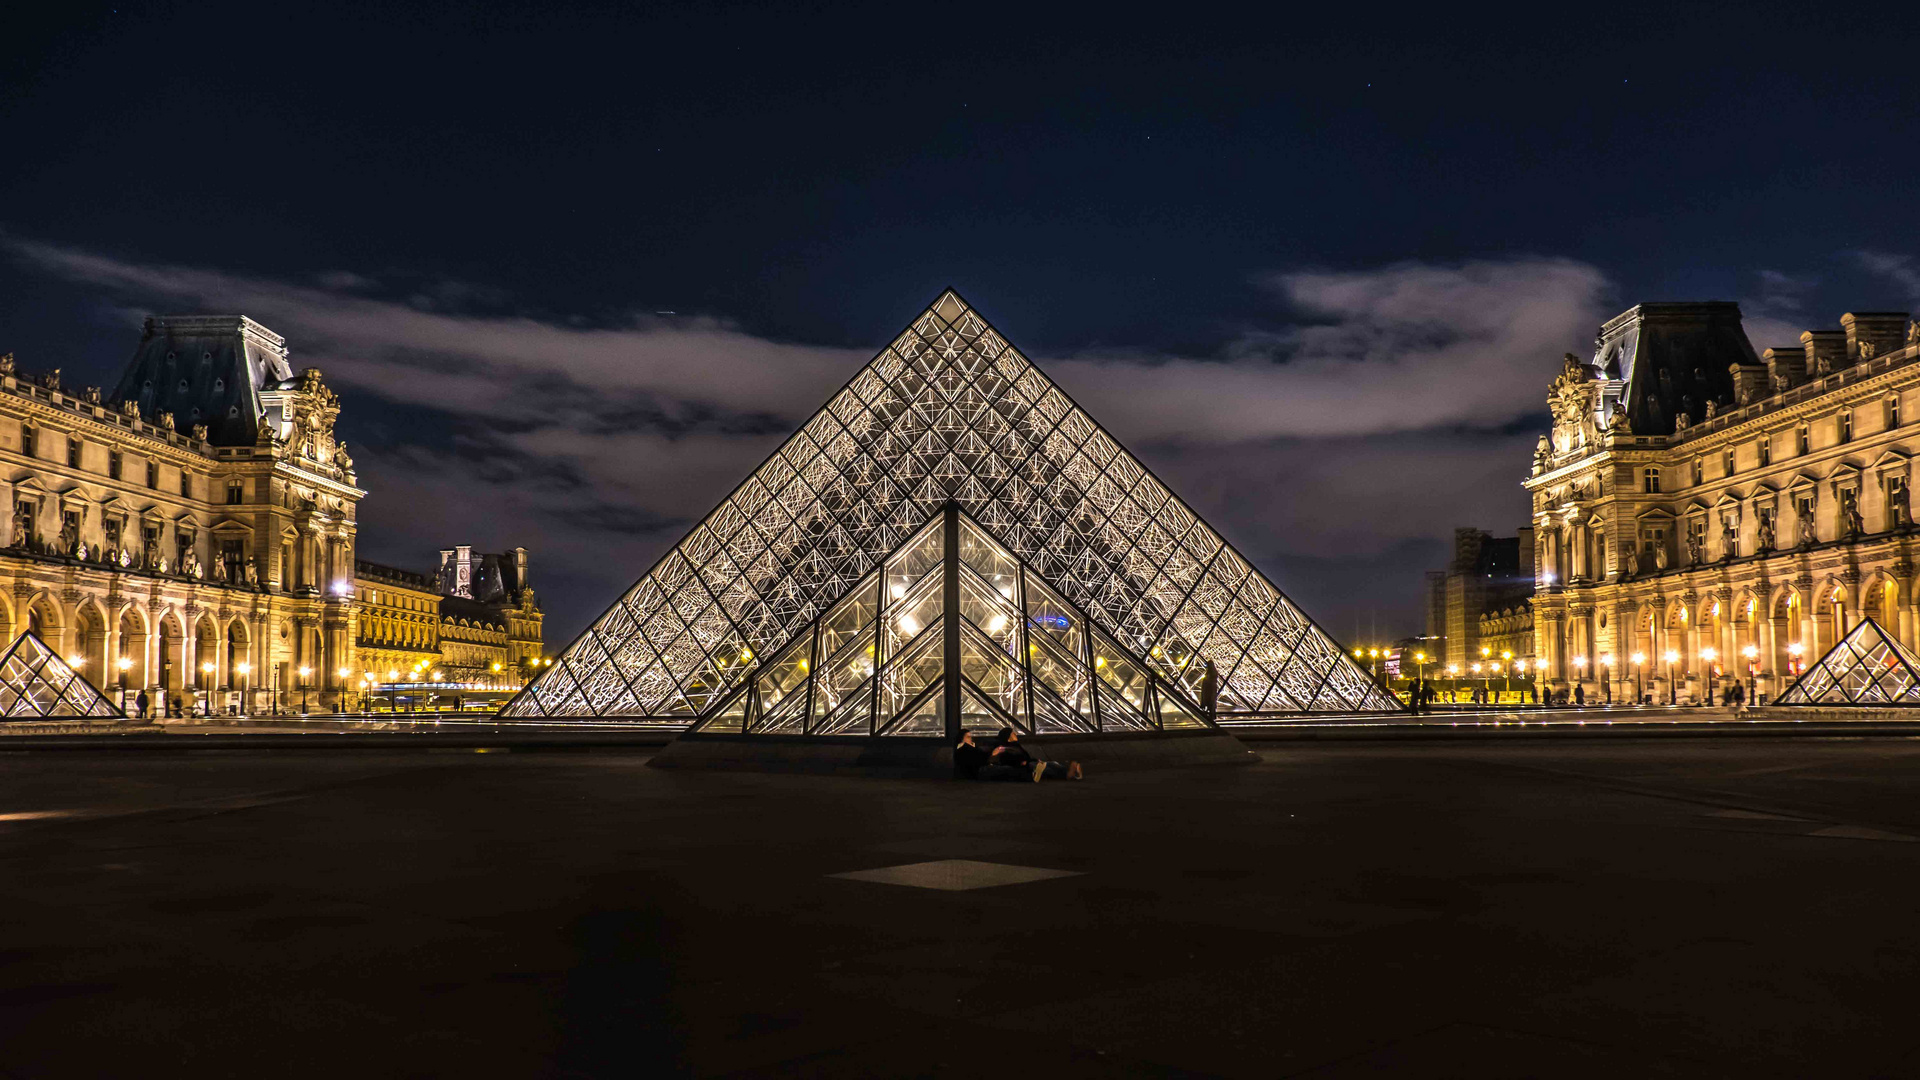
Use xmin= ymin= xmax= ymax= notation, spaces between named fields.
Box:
xmin=7 ymin=1 xmax=1920 ymax=647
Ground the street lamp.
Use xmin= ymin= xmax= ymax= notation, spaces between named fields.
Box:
xmin=1500 ymin=650 xmax=1513 ymax=701
xmin=1700 ymin=646 xmax=1719 ymax=705
xmin=1571 ymin=655 xmax=1588 ymax=705
xmin=1630 ymin=651 xmax=1646 ymax=704
xmin=235 ymin=661 xmax=250 ymax=717
xmin=1663 ymin=649 xmax=1679 ymax=704
xmin=1599 ymin=652 xmax=1614 ymax=704
xmin=1787 ymin=642 xmax=1805 ymax=679
xmin=1446 ymin=663 xmax=1459 ymax=702
xmin=116 ymin=655 xmax=133 ymax=713
xmin=297 ymin=665 xmax=311 ymax=714
xmin=1741 ymin=643 xmax=1759 ymax=704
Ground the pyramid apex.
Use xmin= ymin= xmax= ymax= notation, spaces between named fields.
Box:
xmin=929 ymin=289 xmax=970 ymax=324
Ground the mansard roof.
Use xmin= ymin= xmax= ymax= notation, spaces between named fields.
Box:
xmin=109 ymin=315 xmax=295 ymax=446
xmin=1596 ymin=302 xmax=1757 ymax=437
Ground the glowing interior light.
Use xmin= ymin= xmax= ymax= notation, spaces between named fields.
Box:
xmin=898 ymin=615 xmax=920 ymax=636
xmin=65 ymin=655 xmax=83 ymax=667
xmin=890 ymin=584 xmax=905 ymax=599
xmin=985 ymin=614 xmax=1007 ymax=634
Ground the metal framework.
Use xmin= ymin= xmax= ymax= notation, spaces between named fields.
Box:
xmin=0 ymin=631 xmax=126 ymax=720
xmin=692 ymin=504 xmax=1215 ymax=738
xmin=1775 ymin=617 xmax=1920 ymax=706
xmin=502 ymin=289 xmax=1396 ymax=721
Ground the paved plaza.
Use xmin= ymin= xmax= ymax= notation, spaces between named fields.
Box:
xmin=3 ymin=738 xmax=1920 ymax=1077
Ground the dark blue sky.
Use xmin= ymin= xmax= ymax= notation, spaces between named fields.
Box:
xmin=6 ymin=1 xmax=1920 ymax=645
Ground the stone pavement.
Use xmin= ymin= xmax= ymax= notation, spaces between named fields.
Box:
xmin=2 ymin=739 xmax=1919 ymax=1077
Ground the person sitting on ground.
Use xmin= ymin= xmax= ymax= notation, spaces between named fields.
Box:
xmin=954 ymin=729 xmax=1035 ymax=782
xmin=990 ymin=727 xmax=1083 ymax=781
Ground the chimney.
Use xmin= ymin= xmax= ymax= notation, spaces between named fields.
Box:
xmin=1840 ymin=312 xmax=1910 ymax=362
xmin=1729 ymin=359 xmax=1768 ymax=405
xmin=1763 ymin=346 xmax=1805 ymax=391
xmin=1802 ymin=329 xmax=1847 ymax=376
xmin=510 ymin=546 xmax=529 ymax=593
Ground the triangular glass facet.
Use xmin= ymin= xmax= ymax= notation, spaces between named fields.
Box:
xmin=1777 ymin=617 xmax=1920 ymax=705
xmin=0 ymin=632 xmax=125 ymax=719
xmin=503 ymin=291 xmax=1395 ymax=720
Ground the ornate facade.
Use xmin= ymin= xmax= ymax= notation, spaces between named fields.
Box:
xmin=1529 ymin=302 xmax=1920 ymax=703
xmin=354 ymin=548 xmax=545 ymax=694
xmin=0 ymin=316 xmax=362 ymax=713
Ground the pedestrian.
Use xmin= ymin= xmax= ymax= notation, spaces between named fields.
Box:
xmin=1574 ymin=684 xmax=1585 ymax=707
xmin=134 ymin=690 xmax=149 ymax=720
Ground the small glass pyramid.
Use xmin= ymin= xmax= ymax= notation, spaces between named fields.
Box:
xmin=0 ymin=631 xmax=126 ymax=719
xmin=1775 ymin=617 xmax=1920 ymax=705
xmin=693 ymin=505 xmax=1212 ymax=737
xmin=502 ymin=289 xmax=1396 ymax=721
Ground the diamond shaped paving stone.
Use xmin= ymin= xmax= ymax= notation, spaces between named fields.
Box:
xmin=829 ymin=859 xmax=1082 ymax=891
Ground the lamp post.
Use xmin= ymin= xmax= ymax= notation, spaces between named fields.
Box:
xmin=1446 ymin=663 xmax=1459 ymax=702
xmin=235 ymin=662 xmax=250 ymax=717
xmin=1787 ymin=642 xmax=1805 ymax=680
xmin=1663 ymin=650 xmax=1679 ymax=705
xmin=387 ymin=669 xmax=400 ymax=714
xmin=298 ymin=666 xmax=311 ymax=714
xmin=337 ymin=666 xmax=352 ymax=713
xmin=116 ymin=655 xmax=133 ymax=713
xmin=1700 ymin=646 xmax=1718 ymax=705
xmin=1500 ymin=651 xmax=1513 ymax=701
xmin=1630 ymin=651 xmax=1646 ymax=704
xmin=200 ymin=661 xmax=215 ymax=717
xmin=1572 ymin=655 xmax=1588 ymax=705
xmin=1742 ymin=643 xmax=1759 ymax=704
xmin=1599 ymin=652 xmax=1614 ymax=704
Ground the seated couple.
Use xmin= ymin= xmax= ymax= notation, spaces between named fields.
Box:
xmin=953 ymin=727 xmax=1084 ymax=782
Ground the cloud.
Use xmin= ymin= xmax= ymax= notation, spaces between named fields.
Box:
xmin=1047 ymin=258 xmax=1610 ymax=442
xmin=8 ymin=237 xmax=1602 ymax=642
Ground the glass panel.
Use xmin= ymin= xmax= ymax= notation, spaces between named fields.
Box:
xmin=958 ymin=569 xmax=1019 ymax=650
xmin=1157 ymin=686 xmax=1207 ymax=729
xmin=1023 ymin=575 xmax=1084 ymax=662
xmin=880 ymin=627 xmax=944 ymax=721
xmin=755 ymin=687 xmax=809 ymax=733
xmin=959 ymin=622 xmax=1025 ymax=722
xmin=819 ymin=635 xmax=877 ymax=710
xmin=1090 ymin=629 xmax=1151 ymax=714
xmin=704 ymin=689 xmax=748 ymax=733
xmin=754 ymin=632 xmax=812 ymax=711
xmin=1030 ymin=682 xmax=1092 ymax=733
xmin=888 ymin=574 xmax=944 ymax=649
xmin=957 ymin=515 xmax=1019 ymax=600
xmin=1027 ymin=631 xmax=1090 ymax=713
xmin=1095 ymin=681 xmax=1154 ymax=731
xmin=884 ymin=516 xmax=943 ymax=606
xmin=888 ymin=680 xmax=946 ymax=735
xmin=956 ymin=683 xmax=1020 ymax=737
xmin=812 ymin=685 xmax=873 ymax=736
xmin=818 ymin=572 xmax=879 ymax=661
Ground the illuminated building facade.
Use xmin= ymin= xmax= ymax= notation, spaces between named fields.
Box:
xmin=0 ymin=316 xmax=362 ymax=714
xmin=504 ymin=291 xmax=1394 ymax=727
xmin=1530 ymin=302 xmax=1920 ymax=703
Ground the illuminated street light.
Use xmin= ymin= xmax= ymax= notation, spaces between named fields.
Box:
xmin=1663 ymin=649 xmax=1679 ymax=704
xmin=1630 ymin=651 xmax=1646 ymax=703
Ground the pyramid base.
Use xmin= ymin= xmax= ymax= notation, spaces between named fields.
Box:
xmin=647 ymin=729 xmax=1257 ymax=776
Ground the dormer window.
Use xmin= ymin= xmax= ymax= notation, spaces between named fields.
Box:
xmin=177 ymin=379 xmax=189 ymax=393
xmin=212 ymin=378 xmax=225 ymax=393
xmin=201 ymin=351 xmax=212 ymax=361
xmin=227 ymin=406 xmax=240 ymax=419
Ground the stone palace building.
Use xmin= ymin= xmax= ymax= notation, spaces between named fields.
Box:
xmin=1528 ymin=302 xmax=1920 ymax=703
xmin=0 ymin=314 xmax=541 ymax=714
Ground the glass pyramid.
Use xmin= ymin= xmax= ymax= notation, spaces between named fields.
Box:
xmin=1775 ymin=618 xmax=1920 ymax=706
xmin=0 ymin=631 xmax=126 ymax=719
xmin=501 ymin=289 xmax=1396 ymax=722
xmin=692 ymin=505 xmax=1213 ymax=737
